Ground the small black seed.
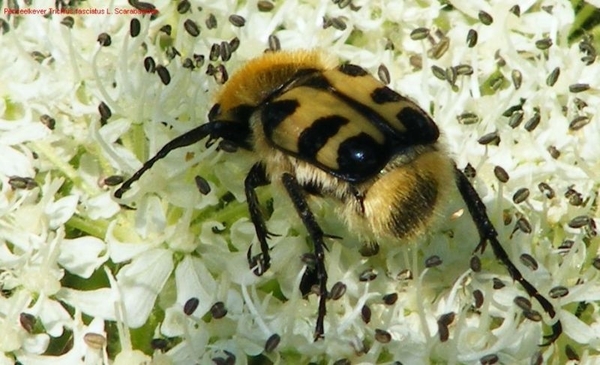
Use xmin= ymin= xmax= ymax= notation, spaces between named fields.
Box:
xmin=546 ymin=67 xmax=560 ymax=86
xmin=538 ymin=182 xmax=555 ymax=199
xmin=184 ymin=297 xmax=199 ymax=315
xmin=478 ymin=11 xmax=493 ymax=25
xmin=98 ymin=101 xmax=112 ymax=120
xmin=535 ymin=38 xmax=552 ymax=50
xmin=156 ymin=65 xmax=171 ymax=85
xmin=213 ymin=64 xmax=228 ymax=84
xmin=425 ymin=255 xmax=442 ymax=268
xmin=513 ymin=188 xmax=530 ymax=204
xmin=565 ymin=344 xmax=580 ymax=361
xmin=524 ymin=113 xmax=541 ymax=132
xmin=466 ymin=29 xmax=478 ymax=47
xmin=160 ymin=24 xmax=172 ymax=35
xmin=359 ymin=268 xmax=377 ymax=281
xmin=128 ymin=0 xmax=156 ymax=12
xmin=83 ymin=332 xmax=106 ymax=349
xmin=144 ymin=56 xmax=156 ymax=73
xmin=523 ymin=308 xmax=542 ymax=322
xmin=492 ymin=278 xmax=505 ymax=289
xmin=549 ymin=286 xmax=569 ymax=298
xmin=205 ymin=13 xmax=217 ymax=29
xmin=569 ymin=116 xmax=591 ymax=131
xmin=330 ymin=16 xmax=347 ymax=31
xmin=445 ymin=66 xmax=457 ymax=86
xmin=220 ymin=41 xmax=232 ymax=61
xmin=19 ymin=313 xmax=35 ymax=333
xmin=397 ymin=269 xmax=412 ymax=280
xmin=508 ymin=110 xmax=524 ymax=128
xmin=150 ymin=338 xmax=169 ymax=350
xmin=184 ymin=19 xmax=200 ymax=37
xmin=229 ymin=14 xmax=246 ymax=27
xmin=61 ymin=16 xmax=74 ymax=28
xmin=438 ymin=312 xmax=455 ymax=326
xmin=40 ymin=114 xmax=56 ymax=130
xmin=430 ymin=37 xmax=449 ymax=59
xmin=514 ymin=296 xmax=532 ymax=310
xmin=194 ymin=176 xmax=211 ymax=195
xmin=177 ymin=0 xmax=190 ymax=14
xmin=515 ymin=217 xmax=532 ymax=234
xmin=329 ymin=281 xmax=346 ymax=300
xmin=431 ymin=65 xmax=446 ymax=80
xmin=104 ymin=175 xmax=124 ymax=186
xmin=568 ymin=215 xmax=590 ymax=228
xmin=438 ymin=321 xmax=449 ymax=342
xmin=509 ymin=5 xmax=521 ymax=17
xmin=547 ymin=145 xmax=560 ymax=159
xmin=268 ymin=34 xmax=280 ymax=52
xmin=520 ymin=253 xmax=538 ymax=271
xmin=374 ymin=329 xmax=392 ymax=343
xmin=257 ymin=1 xmax=275 ymax=12
xmin=478 ymin=131 xmax=500 ymax=145
xmin=457 ymin=112 xmax=479 ymax=125
xmin=464 ymin=163 xmax=476 ymax=178
xmin=470 ymin=256 xmax=481 ymax=272
xmin=264 ymin=333 xmax=280 ymax=352
xmin=229 ymin=37 xmax=240 ymax=53
xmin=480 ymin=353 xmax=499 ymax=365
xmin=8 ymin=176 xmax=38 ymax=190
xmin=210 ymin=301 xmax=227 ymax=319
xmin=455 ymin=64 xmax=473 ymax=75
xmin=209 ymin=43 xmax=221 ymax=61
xmin=569 ymin=83 xmax=590 ymax=93
xmin=182 ymin=58 xmax=194 ymax=69
xmin=473 ymin=289 xmax=484 ymax=308
xmin=130 ymin=18 xmax=141 ymax=38
xmin=382 ymin=293 xmax=398 ymax=305
xmin=410 ymin=27 xmax=430 ymax=40
xmin=511 ymin=69 xmax=523 ymax=89
xmin=333 ymin=359 xmax=351 ymax=365
xmin=97 ymin=33 xmax=112 ymax=47
xmin=378 ymin=64 xmax=391 ymax=85
xmin=361 ymin=304 xmax=371 ymax=323
xmin=493 ymin=166 xmax=509 ymax=183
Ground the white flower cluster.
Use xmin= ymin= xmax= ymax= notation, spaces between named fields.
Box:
xmin=0 ymin=0 xmax=598 ymax=364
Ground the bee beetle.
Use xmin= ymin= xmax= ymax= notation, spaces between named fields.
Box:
xmin=115 ymin=50 xmax=561 ymax=344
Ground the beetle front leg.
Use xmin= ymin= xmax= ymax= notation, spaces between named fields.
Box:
xmin=281 ymin=173 xmax=328 ymax=341
xmin=244 ymin=163 xmax=274 ymax=276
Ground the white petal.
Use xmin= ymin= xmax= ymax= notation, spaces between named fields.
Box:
xmin=58 ymin=236 xmax=108 ymax=278
xmin=175 ymin=256 xmax=217 ymax=317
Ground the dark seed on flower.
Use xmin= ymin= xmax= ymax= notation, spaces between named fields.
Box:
xmin=361 ymin=304 xmax=371 ymax=323
xmin=569 ymin=215 xmax=590 ymax=228
xmin=508 ymin=110 xmax=524 ymax=128
xmin=206 ymin=13 xmax=217 ymax=29
xmin=156 ymin=65 xmax=171 ymax=85
xmin=438 ymin=312 xmax=455 ymax=326
xmin=19 ymin=313 xmax=35 ymax=333
xmin=210 ymin=43 xmax=221 ymax=61
xmin=464 ymin=163 xmax=476 ymax=178
xmin=569 ymin=83 xmax=590 ymax=93
xmin=220 ymin=41 xmax=232 ymax=61
xmin=97 ymin=33 xmax=112 ymax=47
xmin=160 ymin=24 xmax=172 ymax=36
xmin=425 ymin=255 xmax=442 ymax=268
xmin=0 ymin=19 xmax=9 ymax=34
xmin=470 ymin=256 xmax=481 ymax=272
xmin=509 ymin=5 xmax=521 ymax=17
xmin=520 ymin=253 xmax=538 ymax=271
xmin=466 ymin=29 xmax=478 ymax=47
xmin=512 ymin=188 xmax=529 ymax=204
xmin=257 ymin=1 xmax=275 ymax=12
xmin=535 ymin=38 xmax=552 ymax=50
xmin=478 ymin=11 xmax=493 ymax=25
xmin=410 ymin=27 xmax=430 ymax=40
xmin=455 ymin=64 xmax=473 ymax=75
xmin=229 ymin=37 xmax=240 ymax=53
xmin=478 ymin=131 xmax=500 ymax=145
xmin=213 ymin=64 xmax=229 ymax=84
xmin=445 ymin=66 xmax=457 ymax=86
xmin=337 ymin=0 xmax=352 ymax=9
xmin=430 ymin=36 xmax=449 ymax=59
xmin=177 ymin=0 xmax=190 ymax=14
xmin=514 ymin=296 xmax=532 ymax=310
xmin=194 ymin=175 xmax=211 ymax=195
xmin=565 ymin=186 xmax=583 ymax=206
xmin=515 ymin=217 xmax=532 ymax=234
xmin=104 ymin=175 xmax=124 ymax=186
xmin=9 ymin=176 xmax=38 ymax=190
xmin=473 ymin=289 xmax=484 ymax=308
xmin=549 ymin=286 xmax=569 ymax=298
xmin=130 ymin=18 xmax=141 ymax=37
xmin=573 ymin=97 xmax=588 ymax=110
xmin=569 ymin=116 xmax=591 ymax=131
xmin=229 ymin=14 xmax=246 ymax=27
xmin=184 ymin=19 xmax=200 ymax=37
xmin=457 ymin=112 xmax=479 ymax=125
xmin=210 ymin=301 xmax=227 ymax=319
xmin=182 ymin=58 xmax=194 ymax=69
xmin=84 ymin=332 xmax=107 ymax=349
xmin=150 ymin=338 xmax=169 ymax=350
xmin=492 ymin=278 xmax=505 ymax=289
xmin=530 ymin=351 xmax=543 ymax=365
xmin=382 ymin=293 xmax=398 ymax=305
xmin=329 ymin=281 xmax=347 ymax=300
xmin=333 ymin=359 xmax=351 ymax=365
xmin=61 ymin=16 xmax=74 ymax=28
xmin=166 ymin=46 xmax=180 ymax=61
xmin=494 ymin=50 xmax=506 ymax=67
xmin=438 ymin=321 xmax=450 ymax=342
xmin=144 ymin=56 xmax=156 ymax=73
xmin=264 ymin=333 xmax=281 ymax=352
xmin=524 ymin=113 xmax=541 ymax=132
xmin=547 ymin=145 xmax=560 ymax=159
xmin=431 ymin=65 xmax=446 ymax=80
xmin=184 ymin=297 xmax=199 ymax=315
xmin=358 ymin=241 xmax=379 ymax=257
xmin=40 ymin=114 xmax=56 ymax=130
xmin=98 ymin=101 xmax=112 ymax=120
xmin=128 ymin=0 xmax=156 ymax=12
xmin=523 ymin=308 xmax=542 ymax=322
xmin=378 ymin=64 xmax=390 ymax=85
xmin=493 ymin=166 xmax=509 ymax=183
xmin=268 ymin=34 xmax=281 ymax=52
xmin=546 ymin=67 xmax=560 ymax=86
xmin=566 ymin=344 xmax=580 ymax=361
xmin=593 ymin=257 xmax=600 ymax=270
xmin=329 ymin=16 xmax=347 ymax=31
xmin=537 ymin=182 xmax=555 ymax=199
xmin=374 ymin=329 xmax=392 ymax=343
xmin=480 ymin=353 xmax=499 ymax=365
xmin=359 ymin=268 xmax=377 ymax=281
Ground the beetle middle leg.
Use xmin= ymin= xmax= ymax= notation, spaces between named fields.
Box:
xmin=281 ymin=172 xmax=328 ymax=341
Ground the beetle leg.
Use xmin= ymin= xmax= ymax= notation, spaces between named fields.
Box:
xmin=115 ymin=122 xmax=220 ymax=199
xmin=244 ymin=163 xmax=273 ymax=275
xmin=281 ymin=173 xmax=328 ymax=341
xmin=454 ymin=166 xmax=562 ymax=345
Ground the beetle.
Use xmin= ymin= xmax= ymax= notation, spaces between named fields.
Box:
xmin=115 ymin=50 xmax=561 ymax=343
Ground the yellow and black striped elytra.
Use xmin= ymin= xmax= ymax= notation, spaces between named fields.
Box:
xmin=115 ymin=50 xmax=561 ymax=343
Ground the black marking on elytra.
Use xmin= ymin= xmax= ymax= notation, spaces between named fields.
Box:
xmin=371 ymin=86 xmax=402 ymax=104
xmin=396 ymin=107 xmax=439 ymax=143
xmin=298 ymin=115 xmax=348 ymax=160
xmin=338 ymin=64 xmax=368 ymax=77
xmin=262 ymin=99 xmax=299 ymax=139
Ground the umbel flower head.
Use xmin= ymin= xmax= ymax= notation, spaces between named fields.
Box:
xmin=0 ymin=0 xmax=599 ymax=364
